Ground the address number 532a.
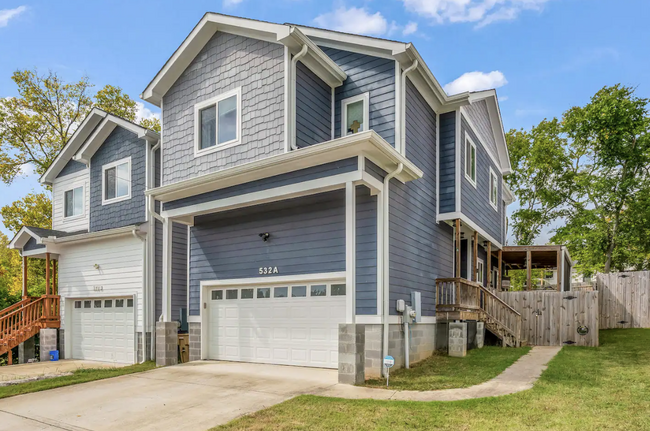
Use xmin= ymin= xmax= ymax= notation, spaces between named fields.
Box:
xmin=258 ymin=267 xmax=279 ymax=275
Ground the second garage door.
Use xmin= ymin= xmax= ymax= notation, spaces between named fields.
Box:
xmin=207 ymin=281 xmax=346 ymax=369
xmin=70 ymin=297 xmax=135 ymax=363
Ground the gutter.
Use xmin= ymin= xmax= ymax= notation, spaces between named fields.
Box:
xmin=290 ymin=44 xmax=309 ymax=151
xmin=40 ymin=225 xmax=146 ymax=245
xmin=400 ymin=60 xmax=418 ymax=155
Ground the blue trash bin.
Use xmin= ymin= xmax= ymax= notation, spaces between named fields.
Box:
xmin=50 ymin=350 xmax=59 ymax=361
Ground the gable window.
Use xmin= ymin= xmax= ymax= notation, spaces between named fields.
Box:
xmin=102 ymin=157 xmax=131 ymax=205
xmin=489 ymin=167 xmax=498 ymax=211
xmin=64 ymin=186 xmax=84 ymax=218
xmin=465 ymin=136 xmax=477 ymax=187
xmin=341 ymin=93 xmax=370 ymax=136
xmin=194 ymin=88 xmax=241 ymax=156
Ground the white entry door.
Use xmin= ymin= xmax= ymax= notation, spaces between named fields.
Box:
xmin=207 ymin=282 xmax=346 ymax=369
xmin=70 ymin=297 xmax=135 ymax=363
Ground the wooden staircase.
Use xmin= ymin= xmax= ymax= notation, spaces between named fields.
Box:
xmin=436 ymin=278 xmax=522 ymax=347
xmin=0 ymin=295 xmax=60 ymax=364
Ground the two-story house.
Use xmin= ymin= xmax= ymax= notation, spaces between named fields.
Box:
xmin=6 ymin=13 xmax=513 ymax=383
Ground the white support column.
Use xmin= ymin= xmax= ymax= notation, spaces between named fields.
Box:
xmin=376 ymin=189 xmax=383 ymax=316
xmin=161 ymin=218 xmax=173 ymax=322
xmin=345 ymin=182 xmax=356 ymax=323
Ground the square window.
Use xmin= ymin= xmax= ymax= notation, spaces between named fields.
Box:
xmin=104 ymin=300 xmax=112 ymax=308
xmin=212 ymin=290 xmax=223 ymax=300
xmin=226 ymin=289 xmax=238 ymax=300
xmin=103 ymin=158 xmax=131 ymax=203
xmin=241 ymin=288 xmax=254 ymax=299
xmin=84 ymin=300 xmax=91 ymax=309
xmin=274 ymin=287 xmax=288 ymax=298
xmin=331 ymin=284 xmax=346 ymax=296
xmin=74 ymin=301 xmax=81 ymax=309
xmin=342 ymin=94 xmax=369 ymax=136
xmin=291 ymin=286 xmax=307 ymax=297
xmin=310 ymin=285 xmax=327 ymax=297
xmin=127 ymin=299 xmax=134 ymax=307
xmin=195 ymin=89 xmax=240 ymax=155
xmin=257 ymin=288 xmax=271 ymax=298
xmin=115 ymin=299 xmax=124 ymax=308
xmin=64 ymin=187 xmax=83 ymax=218
xmin=94 ymin=300 xmax=102 ymax=308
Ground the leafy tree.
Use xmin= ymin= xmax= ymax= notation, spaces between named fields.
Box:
xmin=507 ymin=85 xmax=650 ymax=275
xmin=0 ymin=192 xmax=51 ymax=233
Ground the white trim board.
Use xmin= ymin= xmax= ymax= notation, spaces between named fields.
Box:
xmin=438 ymin=211 xmax=503 ymax=249
xmin=193 ymin=87 xmax=242 ymax=158
xmin=199 ymin=272 xmax=346 ymax=288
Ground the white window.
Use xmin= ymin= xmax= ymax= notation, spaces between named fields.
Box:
xmin=489 ymin=167 xmax=498 ymax=211
xmin=477 ymin=258 xmax=485 ymax=284
xmin=194 ymin=88 xmax=241 ymax=156
xmin=102 ymin=157 xmax=131 ymax=205
xmin=341 ymin=93 xmax=370 ymax=136
xmin=64 ymin=186 xmax=84 ymax=218
xmin=465 ymin=136 xmax=477 ymax=187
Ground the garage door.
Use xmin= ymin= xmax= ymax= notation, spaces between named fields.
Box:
xmin=71 ymin=298 xmax=135 ymax=363
xmin=207 ymin=282 xmax=346 ymax=368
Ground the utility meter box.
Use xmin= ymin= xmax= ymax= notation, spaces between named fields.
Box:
xmin=396 ymin=299 xmax=406 ymax=313
xmin=411 ymin=291 xmax=422 ymax=323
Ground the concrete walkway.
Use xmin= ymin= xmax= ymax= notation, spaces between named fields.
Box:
xmin=0 ymin=360 xmax=129 ymax=384
xmin=317 ymin=346 xmax=562 ymax=401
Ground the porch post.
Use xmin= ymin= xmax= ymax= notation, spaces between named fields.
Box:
xmin=455 ymin=219 xmax=461 ymax=277
xmin=22 ymin=256 xmax=28 ymax=298
xmin=344 ymin=182 xmax=356 ymax=323
xmin=45 ymin=252 xmax=51 ymax=296
xmin=497 ymin=250 xmax=503 ymax=291
xmin=486 ymin=242 xmax=492 ymax=288
xmin=53 ymin=259 xmax=57 ymax=296
xmin=161 ymin=218 xmax=173 ymax=322
xmin=556 ymin=248 xmax=562 ymax=291
xmin=473 ymin=231 xmax=478 ymax=282
xmin=526 ymin=250 xmax=532 ymax=291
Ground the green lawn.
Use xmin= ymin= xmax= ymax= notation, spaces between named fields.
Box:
xmin=215 ymin=329 xmax=650 ymax=431
xmin=364 ymin=345 xmax=531 ymax=391
xmin=0 ymin=361 xmax=156 ymax=400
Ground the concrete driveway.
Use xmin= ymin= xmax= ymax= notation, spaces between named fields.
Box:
xmin=0 ymin=361 xmax=338 ymax=430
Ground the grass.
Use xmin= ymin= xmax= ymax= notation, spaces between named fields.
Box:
xmin=364 ymin=345 xmax=531 ymax=391
xmin=215 ymin=329 xmax=650 ymax=431
xmin=0 ymin=361 xmax=156 ymax=400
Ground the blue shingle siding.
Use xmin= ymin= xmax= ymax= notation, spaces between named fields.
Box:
xmin=161 ymin=32 xmax=285 ymax=185
xmin=296 ymin=61 xmax=331 ymax=147
xmin=56 ymin=159 xmax=87 ymax=179
xmin=89 ymin=127 xmax=146 ymax=232
xmin=439 ymin=111 xmax=456 ymax=213
xmin=388 ymin=79 xmax=454 ymax=316
xmin=356 ymin=186 xmax=377 ymax=315
xmin=164 ymin=157 xmax=358 ymax=211
xmin=321 ymin=47 xmax=396 ymax=146
xmin=23 ymin=237 xmax=45 ymax=252
xmin=188 ymin=191 xmax=346 ymax=315
xmin=364 ymin=159 xmax=386 ymax=182
xmin=460 ymin=115 xmax=503 ymax=244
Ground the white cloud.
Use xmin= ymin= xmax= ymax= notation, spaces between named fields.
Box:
xmin=402 ymin=0 xmax=550 ymax=28
xmin=403 ymin=21 xmax=418 ymax=36
xmin=222 ymin=0 xmax=243 ymax=7
xmin=499 ymin=95 xmax=509 ymax=101
xmin=135 ymin=102 xmax=160 ymax=123
xmin=19 ymin=164 xmax=34 ymax=177
xmin=443 ymin=71 xmax=508 ymax=95
xmin=0 ymin=5 xmax=26 ymax=28
xmin=314 ymin=7 xmax=388 ymax=36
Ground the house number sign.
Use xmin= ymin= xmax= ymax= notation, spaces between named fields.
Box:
xmin=93 ymin=286 xmax=104 ymax=292
xmin=258 ymin=267 xmax=279 ymax=275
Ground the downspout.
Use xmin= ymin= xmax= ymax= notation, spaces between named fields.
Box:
xmin=290 ymin=44 xmax=309 ymax=151
xmin=148 ymin=141 xmax=163 ymax=361
xmin=382 ymin=162 xmax=403 ymax=376
xmin=132 ymin=228 xmax=147 ymax=363
xmin=400 ymin=60 xmax=418 ymax=155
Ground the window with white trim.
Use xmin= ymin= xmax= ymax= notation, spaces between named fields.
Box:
xmin=64 ymin=186 xmax=84 ymax=218
xmin=477 ymin=258 xmax=485 ymax=284
xmin=341 ymin=93 xmax=369 ymax=136
xmin=195 ymin=88 xmax=241 ymax=156
xmin=465 ymin=136 xmax=477 ymax=186
xmin=102 ymin=157 xmax=131 ymax=204
xmin=489 ymin=167 xmax=498 ymax=210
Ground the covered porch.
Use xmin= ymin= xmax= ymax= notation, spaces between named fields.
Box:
xmin=497 ymin=245 xmax=573 ymax=292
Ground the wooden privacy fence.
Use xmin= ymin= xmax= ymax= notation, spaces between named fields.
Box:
xmin=497 ymin=291 xmax=599 ymax=347
xmin=596 ymin=271 xmax=650 ymax=329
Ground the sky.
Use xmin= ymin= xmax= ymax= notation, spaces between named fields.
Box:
xmin=1 ymin=0 xmax=649 ymax=242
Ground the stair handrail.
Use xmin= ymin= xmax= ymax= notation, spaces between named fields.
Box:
xmin=0 ymin=297 xmax=37 ymax=319
xmin=477 ymin=284 xmax=521 ymax=345
xmin=0 ymin=295 xmax=60 ymax=343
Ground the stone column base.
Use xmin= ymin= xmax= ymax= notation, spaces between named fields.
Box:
xmin=448 ymin=322 xmax=468 ymax=357
xmin=156 ymin=322 xmax=178 ymax=366
xmin=18 ymin=337 xmax=36 ymax=364
xmin=476 ymin=322 xmax=485 ymax=348
xmin=338 ymin=324 xmax=365 ymax=385
xmin=189 ymin=322 xmax=201 ymax=361
xmin=39 ymin=328 xmax=58 ymax=362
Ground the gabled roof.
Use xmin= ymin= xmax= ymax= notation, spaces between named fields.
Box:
xmin=8 ymin=226 xmax=84 ymax=250
xmin=468 ymin=90 xmax=512 ymax=175
xmin=141 ymin=13 xmax=347 ymax=106
xmin=40 ymin=108 xmax=159 ymax=185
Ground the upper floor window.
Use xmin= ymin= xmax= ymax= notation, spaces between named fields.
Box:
xmin=64 ymin=186 xmax=84 ymax=218
xmin=465 ymin=136 xmax=477 ymax=187
xmin=489 ymin=167 xmax=498 ymax=211
xmin=194 ymin=88 xmax=241 ymax=156
xmin=341 ymin=93 xmax=369 ymax=136
xmin=102 ymin=157 xmax=131 ymax=205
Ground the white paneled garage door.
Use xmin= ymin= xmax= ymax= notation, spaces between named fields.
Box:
xmin=71 ymin=298 xmax=135 ymax=363
xmin=207 ymin=282 xmax=346 ymax=369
